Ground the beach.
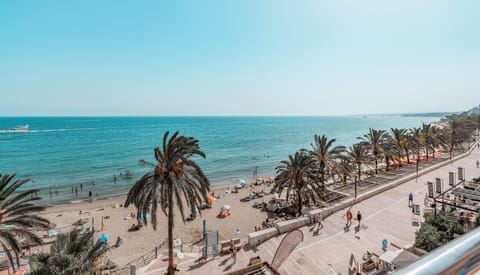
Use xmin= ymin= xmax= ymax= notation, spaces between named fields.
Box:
xmin=39 ymin=180 xmax=275 ymax=267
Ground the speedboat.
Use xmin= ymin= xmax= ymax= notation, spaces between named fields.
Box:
xmin=9 ymin=125 xmax=29 ymax=132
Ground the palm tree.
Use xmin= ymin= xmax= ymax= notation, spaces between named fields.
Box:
xmin=446 ymin=117 xmax=464 ymax=159
xmin=390 ymin=128 xmax=410 ymax=165
xmin=274 ymin=151 xmax=320 ymax=216
xmin=125 ymin=131 xmax=210 ymax=274
xmin=428 ymin=125 xmax=445 ymax=158
xmin=310 ymin=134 xmax=346 ymax=191
xmin=410 ymin=127 xmax=424 ymax=177
xmin=0 ymin=174 xmax=50 ymax=270
xmin=358 ymin=128 xmax=388 ymax=174
xmin=421 ymin=123 xmax=432 ymax=160
xmin=347 ymin=144 xmax=368 ymax=198
xmin=28 ymin=231 xmax=109 ymax=275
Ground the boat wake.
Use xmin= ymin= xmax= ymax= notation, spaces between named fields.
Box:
xmin=0 ymin=127 xmax=99 ymax=134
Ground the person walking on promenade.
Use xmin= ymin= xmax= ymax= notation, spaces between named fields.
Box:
xmin=315 ymin=217 xmax=323 ymax=234
xmin=357 ymin=211 xmax=362 ymax=226
xmin=408 ymin=192 xmax=413 ymax=207
xmin=346 ymin=209 xmax=352 ymax=227
xmin=477 ymin=160 xmax=479 ymax=168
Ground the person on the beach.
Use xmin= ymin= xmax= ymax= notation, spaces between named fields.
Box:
xmin=116 ymin=236 xmax=123 ymax=247
xmin=408 ymin=192 xmax=413 ymax=207
xmin=114 ymin=174 xmax=117 ymax=184
xmin=357 ymin=211 xmax=362 ymax=226
xmin=346 ymin=209 xmax=352 ymax=227
xmin=80 ymin=183 xmax=83 ymax=191
xmin=88 ymin=190 xmax=92 ymax=202
xmin=75 ymin=186 xmax=78 ymax=196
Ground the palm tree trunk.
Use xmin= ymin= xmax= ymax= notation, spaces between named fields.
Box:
xmin=375 ymin=156 xmax=378 ymax=174
xmin=167 ymin=182 xmax=176 ymax=274
xmin=354 ymin=177 xmax=357 ymax=198
xmin=297 ymin=189 xmax=302 ymax=217
xmin=405 ymin=149 xmax=410 ymax=164
xmin=386 ymin=156 xmax=390 ymax=172
xmin=357 ymin=165 xmax=361 ymax=182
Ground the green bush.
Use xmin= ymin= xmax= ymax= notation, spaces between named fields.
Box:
xmin=415 ymin=212 xmax=465 ymax=251
xmin=415 ymin=223 xmax=441 ymax=252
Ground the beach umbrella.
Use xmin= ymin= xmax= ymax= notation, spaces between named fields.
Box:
xmin=207 ymin=195 xmax=216 ymax=202
xmin=97 ymin=233 xmax=110 ymax=243
xmin=239 ymin=179 xmax=246 ymax=184
xmin=221 ymin=205 xmax=231 ymax=211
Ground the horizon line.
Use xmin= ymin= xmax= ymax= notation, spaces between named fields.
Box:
xmin=0 ymin=111 xmax=458 ymax=118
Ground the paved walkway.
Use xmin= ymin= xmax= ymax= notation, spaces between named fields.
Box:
xmin=142 ymin=144 xmax=480 ymax=275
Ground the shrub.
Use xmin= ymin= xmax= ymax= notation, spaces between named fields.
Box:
xmin=415 ymin=223 xmax=441 ymax=252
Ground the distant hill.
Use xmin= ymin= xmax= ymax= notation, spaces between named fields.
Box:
xmin=401 ymin=112 xmax=455 ymax=118
xmin=467 ymin=105 xmax=480 ymax=115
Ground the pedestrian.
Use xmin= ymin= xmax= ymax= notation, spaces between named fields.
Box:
xmin=89 ymin=190 xmax=92 ymax=202
xmin=477 ymin=160 xmax=479 ymax=168
xmin=357 ymin=211 xmax=362 ymax=226
xmin=408 ymin=192 xmax=413 ymax=207
xmin=75 ymin=186 xmax=78 ymax=196
xmin=346 ymin=209 xmax=352 ymax=227
xmin=315 ymin=217 xmax=323 ymax=234
xmin=71 ymin=186 xmax=74 ymax=193
xmin=80 ymin=183 xmax=83 ymax=191
xmin=114 ymin=174 xmax=117 ymax=184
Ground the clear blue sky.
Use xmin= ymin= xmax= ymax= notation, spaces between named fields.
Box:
xmin=1 ymin=1 xmax=479 ymax=116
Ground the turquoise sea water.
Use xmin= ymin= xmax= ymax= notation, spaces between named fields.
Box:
xmin=0 ymin=116 xmax=440 ymax=203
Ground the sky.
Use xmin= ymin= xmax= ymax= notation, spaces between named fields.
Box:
xmin=0 ymin=0 xmax=479 ymax=116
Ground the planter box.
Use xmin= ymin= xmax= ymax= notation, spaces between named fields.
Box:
xmin=362 ymin=261 xmax=376 ymax=272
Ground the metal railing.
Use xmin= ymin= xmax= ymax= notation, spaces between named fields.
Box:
xmin=394 ymin=226 xmax=480 ymax=275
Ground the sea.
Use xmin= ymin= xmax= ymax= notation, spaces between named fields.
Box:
xmin=0 ymin=115 xmax=441 ymax=204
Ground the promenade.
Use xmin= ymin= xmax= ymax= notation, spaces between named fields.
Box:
xmin=142 ymin=144 xmax=480 ymax=275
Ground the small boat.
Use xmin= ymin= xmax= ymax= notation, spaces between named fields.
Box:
xmin=8 ymin=124 xmax=28 ymax=133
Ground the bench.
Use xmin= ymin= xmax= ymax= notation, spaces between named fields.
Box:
xmin=221 ymin=238 xmax=242 ymax=254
